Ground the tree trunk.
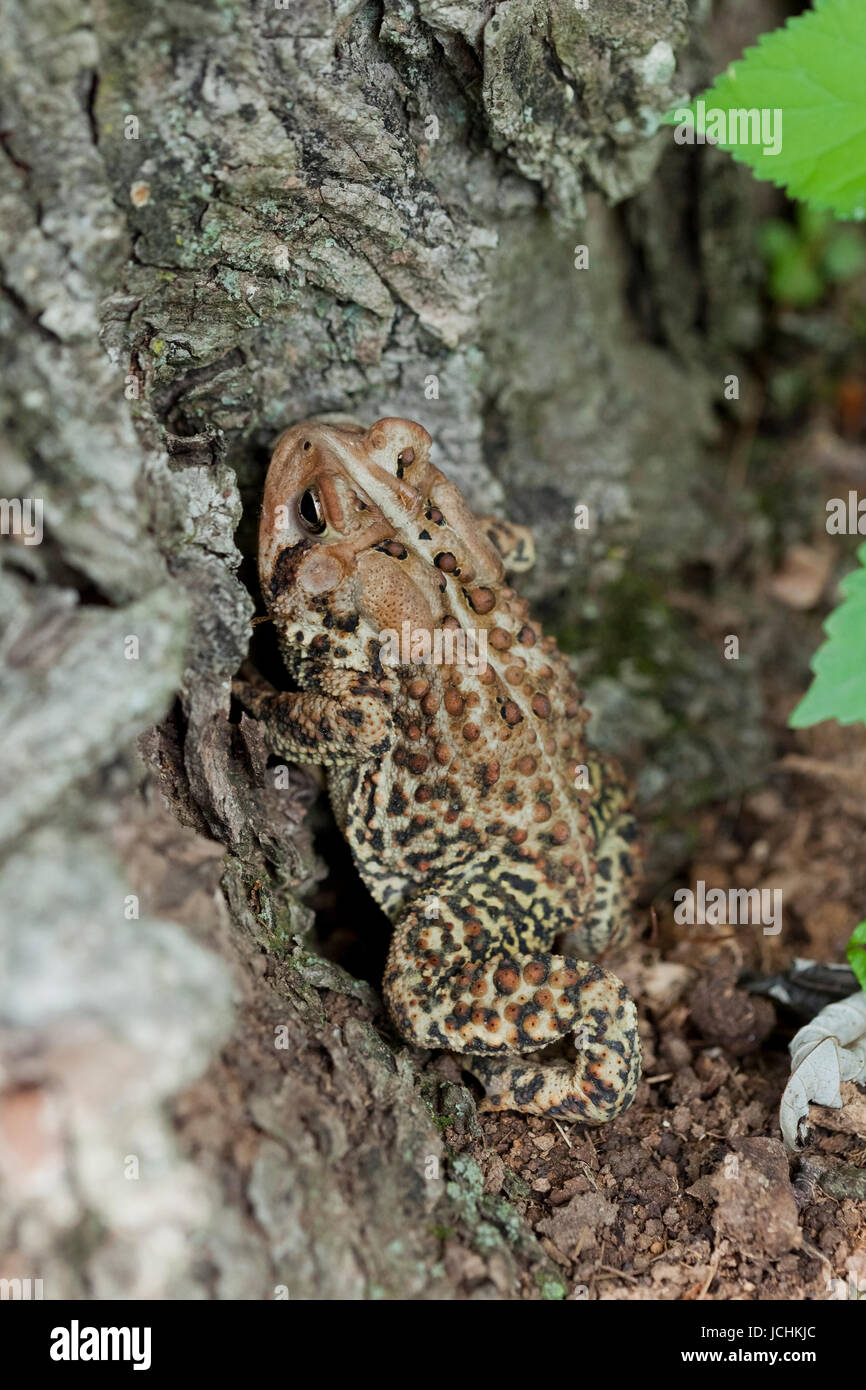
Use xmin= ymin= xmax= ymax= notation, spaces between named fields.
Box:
xmin=0 ymin=0 xmax=799 ymax=1299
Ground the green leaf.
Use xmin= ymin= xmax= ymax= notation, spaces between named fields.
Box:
xmin=822 ymin=228 xmax=866 ymax=280
xmin=797 ymin=203 xmax=834 ymax=245
xmin=758 ymin=219 xmax=798 ymax=260
xmin=663 ymin=0 xmax=866 ymax=220
xmin=790 ymin=542 xmax=866 ymax=726
xmin=768 ymin=243 xmax=824 ymax=306
xmin=847 ymin=921 xmax=866 ymax=992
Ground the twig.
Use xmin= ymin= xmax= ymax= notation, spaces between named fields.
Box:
xmin=552 ymin=1118 xmax=572 ymax=1148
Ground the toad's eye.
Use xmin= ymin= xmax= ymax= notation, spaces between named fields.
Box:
xmin=396 ymin=447 xmax=415 ymax=479
xmin=296 ymin=487 xmax=326 ymax=535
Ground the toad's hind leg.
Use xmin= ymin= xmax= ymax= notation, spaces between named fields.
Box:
xmin=467 ymin=1044 xmax=640 ymax=1123
xmin=383 ymin=894 xmax=640 ymax=1124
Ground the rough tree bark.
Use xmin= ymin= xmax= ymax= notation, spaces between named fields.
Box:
xmin=0 ymin=0 xmax=796 ymax=1299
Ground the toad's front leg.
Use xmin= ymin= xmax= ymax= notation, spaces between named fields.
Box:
xmin=232 ymin=668 xmax=393 ymax=766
